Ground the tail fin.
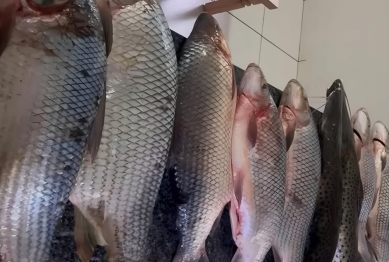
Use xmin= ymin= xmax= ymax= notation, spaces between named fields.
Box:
xmin=358 ymin=222 xmax=378 ymax=262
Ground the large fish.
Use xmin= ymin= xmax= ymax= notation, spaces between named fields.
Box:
xmin=304 ymin=80 xmax=343 ymax=262
xmin=351 ymin=108 xmax=377 ymax=262
xmin=332 ymin=83 xmax=361 ymax=262
xmin=69 ymin=1 xmax=178 ymax=261
xmin=230 ymin=64 xmax=286 ymax=262
xmin=168 ymin=13 xmax=236 ymax=262
xmin=0 ymin=0 xmax=111 ymax=261
xmin=366 ymin=121 xmax=389 ymax=260
xmin=272 ymin=80 xmax=321 ymax=262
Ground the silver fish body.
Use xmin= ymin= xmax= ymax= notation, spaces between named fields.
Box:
xmin=304 ymin=80 xmax=343 ymax=262
xmin=0 ymin=0 xmax=109 ymax=261
xmin=273 ymin=80 xmax=321 ymax=262
xmin=169 ymin=13 xmax=236 ymax=262
xmin=230 ymin=64 xmax=286 ymax=262
xmin=375 ymin=155 xmax=389 ymax=261
xmin=70 ymin=1 xmax=178 ymax=261
xmin=367 ymin=121 xmax=389 ymax=260
xmin=333 ymin=83 xmax=361 ymax=262
xmin=351 ymin=108 xmax=377 ymax=262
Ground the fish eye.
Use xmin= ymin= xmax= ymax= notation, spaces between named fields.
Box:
xmin=261 ymin=84 xmax=267 ymax=90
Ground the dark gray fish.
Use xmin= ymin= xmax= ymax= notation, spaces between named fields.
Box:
xmin=70 ymin=1 xmax=178 ymax=261
xmin=169 ymin=13 xmax=236 ymax=262
xmin=332 ymin=81 xmax=361 ymax=262
xmin=351 ymin=108 xmax=377 ymax=262
xmin=273 ymin=79 xmax=321 ymax=262
xmin=230 ymin=63 xmax=286 ymax=262
xmin=304 ymin=80 xmax=343 ymax=262
xmin=0 ymin=0 xmax=111 ymax=261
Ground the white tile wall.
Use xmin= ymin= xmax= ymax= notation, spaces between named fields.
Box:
xmin=230 ymin=5 xmax=265 ymax=34
xmin=259 ymin=39 xmax=298 ymax=90
xmin=262 ymin=0 xmax=303 ymax=60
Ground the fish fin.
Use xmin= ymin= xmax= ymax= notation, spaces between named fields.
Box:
xmin=0 ymin=0 xmax=19 ymax=56
xmin=73 ymin=204 xmax=106 ymax=262
xmin=96 ymin=0 xmax=113 ymax=57
xmin=230 ymin=195 xmax=239 ymax=242
xmin=210 ymin=209 xmax=223 ymax=236
xmin=247 ymin=113 xmax=257 ymax=150
xmin=381 ymin=151 xmax=387 ymax=171
xmin=86 ymin=86 xmax=106 ymax=162
xmin=197 ymin=244 xmax=209 ymax=262
xmin=100 ymin=215 xmax=121 ymax=260
xmin=272 ymin=246 xmax=282 ymax=262
xmin=285 ymin=119 xmax=296 ymax=151
xmin=358 ymin=222 xmax=377 ymax=262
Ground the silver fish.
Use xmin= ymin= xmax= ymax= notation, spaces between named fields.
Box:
xmin=374 ymin=154 xmax=389 ymax=261
xmin=304 ymin=80 xmax=343 ymax=262
xmin=230 ymin=64 xmax=286 ymax=262
xmin=0 ymin=0 xmax=111 ymax=261
xmin=351 ymin=108 xmax=377 ymax=262
xmin=273 ymin=79 xmax=321 ymax=262
xmin=169 ymin=13 xmax=236 ymax=262
xmin=366 ymin=121 xmax=389 ymax=260
xmin=332 ymin=83 xmax=361 ymax=262
xmin=70 ymin=1 xmax=178 ymax=261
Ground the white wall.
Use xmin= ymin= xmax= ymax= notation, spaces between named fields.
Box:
xmin=298 ymin=0 xmax=389 ymax=126
xmin=159 ymin=0 xmax=304 ymax=91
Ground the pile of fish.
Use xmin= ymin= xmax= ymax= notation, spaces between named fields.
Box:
xmin=0 ymin=1 xmax=388 ymax=262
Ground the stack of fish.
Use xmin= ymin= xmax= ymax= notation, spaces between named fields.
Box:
xmin=0 ymin=1 xmax=389 ymax=262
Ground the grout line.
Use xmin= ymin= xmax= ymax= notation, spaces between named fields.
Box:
xmin=296 ymin=0 xmax=306 ymax=80
xmin=228 ymin=11 xmax=301 ymax=63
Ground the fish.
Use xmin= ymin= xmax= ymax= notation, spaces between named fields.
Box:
xmin=332 ymin=82 xmax=361 ymax=262
xmin=272 ymin=79 xmax=321 ymax=262
xmin=303 ymin=80 xmax=343 ymax=262
xmin=69 ymin=1 xmax=178 ymax=261
xmin=351 ymin=108 xmax=377 ymax=262
xmin=0 ymin=0 xmax=111 ymax=261
xmin=374 ymin=154 xmax=389 ymax=261
xmin=230 ymin=63 xmax=286 ymax=262
xmin=366 ymin=121 xmax=389 ymax=260
xmin=168 ymin=13 xmax=236 ymax=262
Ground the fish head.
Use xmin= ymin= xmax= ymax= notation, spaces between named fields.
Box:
xmin=279 ymin=79 xmax=311 ymax=128
xmin=192 ymin=13 xmax=231 ymax=62
xmin=351 ymin=108 xmax=371 ymax=145
xmin=320 ymin=81 xmax=343 ymax=159
xmin=238 ymin=63 xmax=270 ymax=110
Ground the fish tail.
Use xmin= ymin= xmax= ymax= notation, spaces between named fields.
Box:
xmin=71 ymin=198 xmax=121 ymax=262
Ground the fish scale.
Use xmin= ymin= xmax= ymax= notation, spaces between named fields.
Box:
xmin=0 ymin=0 xmax=107 ymax=261
xmin=170 ymin=13 xmax=235 ymax=262
xmin=273 ymin=109 xmax=321 ymax=262
xmin=70 ymin=1 xmax=177 ymax=261
xmin=375 ymin=158 xmax=389 ymax=261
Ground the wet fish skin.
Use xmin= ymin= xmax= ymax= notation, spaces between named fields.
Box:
xmin=230 ymin=64 xmax=286 ymax=262
xmin=273 ymin=79 xmax=321 ymax=262
xmin=169 ymin=13 xmax=236 ymax=262
xmin=366 ymin=121 xmax=389 ymax=260
xmin=0 ymin=0 xmax=109 ymax=261
xmin=304 ymin=80 xmax=343 ymax=262
xmin=332 ymin=82 xmax=361 ymax=262
xmin=351 ymin=108 xmax=377 ymax=262
xmin=70 ymin=1 xmax=178 ymax=261
xmin=375 ymin=155 xmax=389 ymax=261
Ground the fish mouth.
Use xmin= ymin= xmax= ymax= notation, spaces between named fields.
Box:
xmin=373 ymin=138 xmax=386 ymax=147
